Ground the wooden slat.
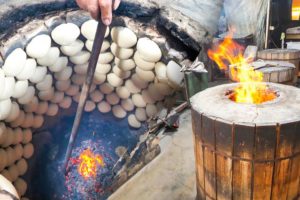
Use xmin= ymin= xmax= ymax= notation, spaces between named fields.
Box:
xmin=272 ymin=122 xmax=297 ymax=199
xmin=233 ymin=160 xmax=252 ymax=200
xmin=203 ymin=148 xmax=216 ymax=200
xmin=253 ymin=125 xmax=277 ymax=199
xmin=234 ymin=123 xmax=255 ymax=159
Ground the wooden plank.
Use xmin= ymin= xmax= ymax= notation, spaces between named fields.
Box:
xmin=253 ymin=125 xmax=277 ymax=199
xmin=234 ymin=123 xmax=255 ymax=159
xmin=191 ymin=110 xmax=205 ymax=200
xmin=215 ymin=119 xmax=232 ymax=156
xmin=272 ymin=122 xmax=297 ymax=199
xmin=216 ymin=155 xmax=232 ymax=200
xmin=203 ymin=148 xmax=216 ymax=200
xmin=253 ymin=162 xmax=274 ymax=199
xmin=287 ymin=156 xmax=300 ymax=200
xmin=201 ymin=114 xmax=215 ymax=146
xmin=232 ymin=160 xmax=252 ymax=200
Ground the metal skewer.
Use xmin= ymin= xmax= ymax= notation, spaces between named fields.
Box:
xmin=63 ymin=19 xmax=108 ymax=174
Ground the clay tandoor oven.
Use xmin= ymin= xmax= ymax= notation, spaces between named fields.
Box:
xmin=191 ymin=82 xmax=300 ymax=200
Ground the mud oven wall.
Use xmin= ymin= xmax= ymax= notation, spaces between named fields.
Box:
xmin=0 ymin=0 xmax=207 ymax=199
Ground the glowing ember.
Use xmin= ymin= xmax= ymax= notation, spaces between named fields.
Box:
xmin=208 ymin=32 xmax=277 ymax=104
xmin=77 ymin=148 xmax=105 ymax=180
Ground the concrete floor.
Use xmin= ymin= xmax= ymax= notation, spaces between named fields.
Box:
xmin=109 ymin=110 xmax=196 ymax=200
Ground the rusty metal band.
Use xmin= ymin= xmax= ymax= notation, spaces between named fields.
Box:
xmin=198 ymin=141 xmax=300 ymax=163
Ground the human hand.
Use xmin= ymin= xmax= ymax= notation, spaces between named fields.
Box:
xmin=76 ymin=0 xmax=121 ymax=25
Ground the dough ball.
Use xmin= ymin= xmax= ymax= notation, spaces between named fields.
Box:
xmin=3 ymin=48 xmax=27 ymax=77
xmin=51 ymin=23 xmax=80 ymax=45
xmin=36 ymin=74 xmax=53 ymax=91
xmin=48 ymin=57 xmax=68 ymax=73
xmin=121 ymin=99 xmax=135 ymax=112
xmin=23 ymin=143 xmax=34 ymax=159
xmin=128 ymin=114 xmax=141 ymax=129
xmin=16 ymin=58 xmax=37 ymax=80
xmin=106 ymin=93 xmax=120 ymax=105
xmin=112 ymin=105 xmax=127 ymax=119
xmin=146 ymin=104 xmax=158 ymax=118
xmin=116 ymin=87 xmax=130 ymax=99
xmin=37 ymin=47 xmax=60 ymax=66
xmin=97 ymin=101 xmax=111 ymax=113
xmin=107 ymin=73 xmax=123 ymax=87
xmin=90 ymin=90 xmax=104 ymax=103
xmin=46 ymin=103 xmax=59 ymax=116
xmin=135 ymin=108 xmax=147 ymax=122
xmin=60 ymin=39 xmax=84 ymax=56
xmin=98 ymin=52 xmax=114 ymax=64
xmin=70 ymin=51 xmax=91 ymax=65
xmin=136 ymin=67 xmax=155 ymax=82
xmin=166 ymin=60 xmax=184 ymax=89
xmin=110 ymin=42 xmax=134 ymax=59
xmin=100 ymin=83 xmax=114 ymax=95
xmin=133 ymin=51 xmax=155 ymax=71
xmin=111 ymin=27 xmax=137 ymax=48
xmin=114 ymin=58 xmax=135 ymax=71
xmin=81 ymin=19 xmax=109 ymax=40
xmin=26 ymin=34 xmax=51 ymax=58
xmin=132 ymin=93 xmax=147 ymax=108
xmin=84 ymin=100 xmax=96 ymax=112
xmin=137 ymin=37 xmax=162 ymax=62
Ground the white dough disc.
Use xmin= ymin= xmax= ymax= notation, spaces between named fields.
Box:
xmin=0 ymin=77 xmax=15 ymax=100
xmin=13 ymin=143 xmax=23 ymax=160
xmin=136 ymin=67 xmax=155 ymax=82
xmin=90 ymin=90 xmax=104 ymax=103
xmin=38 ymin=87 xmax=55 ymax=101
xmin=37 ymin=47 xmax=60 ymax=66
xmin=112 ymin=66 xmax=131 ymax=79
xmin=95 ymin=63 xmax=111 ymax=74
xmin=97 ymin=101 xmax=111 ymax=113
xmin=10 ymin=110 xmax=25 ymax=128
xmin=16 ymin=58 xmax=37 ymax=80
xmin=12 ymin=80 xmax=28 ymax=99
xmin=135 ymin=108 xmax=147 ymax=122
xmin=81 ymin=19 xmax=110 ymax=40
xmin=132 ymin=94 xmax=147 ymax=108
xmin=128 ymin=114 xmax=141 ymax=129
xmin=29 ymin=66 xmax=47 ymax=83
xmin=65 ymin=85 xmax=80 ymax=96
xmin=36 ymin=74 xmax=53 ymax=91
xmin=154 ymin=62 xmax=168 ymax=83
xmin=24 ymin=96 xmax=39 ymax=113
xmin=71 ymin=74 xmax=85 ymax=86
xmin=0 ymin=123 xmax=7 ymax=145
xmin=166 ymin=60 xmax=184 ymax=89
xmin=154 ymin=82 xmax=174 ymax=96
xmin=5 ymin=102 xmax=20 ymax=123
xmin=100 ymin=83 xmax=114 ymax=94
xmin=35 ymin=101 xmax=48 ymax=115
xmin=0 ymin=149 xmax=8 ymax=171
xmin=121 ymin=99 xmax=135 ymax=112
xmin=21 ymin=113 xmax=34 ymax=128
xmin=107 ymin=73 xmax=123 ymax=87
xmin=114 ymin=58 xmax=135 ymax=71
xmin=116 ymin=87 xmax=130 ymax=99
xmin=59 ymin=96 xmax=72 ymax=109
xmin=46 ymin=103 xmax=59 ymax=116
xmin=51 ymin=23 xmax=80 ymax=45
xmin=146 ymin=104 xmax=158 ymax=118
xmin=22 ymin=129 xmax=32 ymax=144
xmin=125 ymin=80 xmax=141 ymax=94
xmin=60 ymin=39 xmax=84 ymax=56
xmin=55 ymin=80 xmax=71 ymax=92
xmin=26 ymin=34 xmax=51 ymax=58
xmin=0 ymin=69 xmax=5 ymax=96
xmin=18 ymin=86 xmax=35 ymax=105
xmin=33 ymin=115 xmax=44 ymax=128
xmin=98 ymin=52 xmax=114 ymax=64
xmin=110 ymin=42 xmax=134 ymax=59
xmin=112 ymin=105 xmax=126 ymax=119
xmin=84 ymin=100 xmax=96 ymax=112
xmin=136 ymin=37 xmax=162 ymax=62
xmin=8 ymin=164 xmax=18 ymax=182
xmin=133 ymin=51 xmax=155 ymax=71
xmin=14 ymin=178 xmax=27 ymax=196
xmin=131 ymin=74 xmax=149 ymax=89
xmin=70 ymin=51 xmax=90 ymax=65
xmin=51 ymin=91 xmax=64 ymax=104
xmin=0 ymin=99 xmax=12 ymax=120
xmin=74 ymin=63 xmax=88 ymax=75
xmin=48 ymin=57 xmax=68 ymax=73
xmin=85 ymin=40 xmax=110 ymax=52
xmin=93 ymin=72 xmax=106 ymax=85
xmin=148 ymin=83 xmax=164 ymax=101
xmin=141 ymin=89 xmax=156 ymax=104
xmin=16 ymin=159 xmax=28 ymax=176
xmin=106 ymin=93 xmax=120 ymax=105
xmin=3 ymin=48 xmax=27 ymax=77
xmin=54 ymin=66 xmax=73 ymax=81
xmin=111 ymin=27 xmax=137 ymax=48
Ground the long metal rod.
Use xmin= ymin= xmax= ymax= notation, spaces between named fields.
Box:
xmin=264 ymin=0 xmax=271 ymax=49
xmin=63 ymin=20 xmax=107 ymax=173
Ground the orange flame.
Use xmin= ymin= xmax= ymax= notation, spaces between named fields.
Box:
xmin=78 ymin=148 xmax=105 ymax=180
xmin=208 ymin=33 xmax=277 ymax=104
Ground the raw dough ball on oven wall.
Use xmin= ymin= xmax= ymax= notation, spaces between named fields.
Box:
xmin=0 ymin=99 xmax=12 ymax=121
xmin=133 ymin=51 xmax=155 ymax=71
xmin=46 ymin=104 xmax=59 ymax=116
xmin=37 ymin=47 xmax=60 ymax=66
xmin=49 ymin=57 xmax=68 ymax=73
xmin=85 ymin=40 xmax=110 ymax=52
xmin=70 ymin=51 xmax=91 ymax=65
xmin=84 ymin=101 xmax=96 ymax=112
xmin=97 ymin=101 xmax=111 ymax=113
xmin=29 ymin=66 xmax=47 ymax=83
xmin=111 ymin=27 xmax=137 ymax=48
xmin=60 ymin=39 xmax=84 ymax=56
xmin=110 ymin=42 xmax=134 ymax=59
xmin=26 ymin=34 xmax=51 ymax=59
xmin=51 ymin=23 xmax=80 ymax=46
xmin=16 ymin=159 xmax=28 ymax=176
xmin=18 ymin=86 xmax=35 ymax=105
xmin=112 ymin=105 xmax=127 ymax=119
xmin=121 ymin=99 xmax=135 ymax=112
xmin=36 ymin=75 xmax=53 ymax=91
xmin=81 ymin=19 xmax=110 ymax=40
xmin=107 ymin=73 xmax=123 ymax=87
xmin=128 ymin=114 xmax=141 ymax=129
xmin=14 ymin=178 xmax=27 ymax=197
xmin=33 ymin=115 xmax=44 ymax=129
xmin=16 ymin=58 xmax=37 ymax=80
xmin=135 ymin=108 xmax=147 ymax=122
xmin=136 ymin=37 xmax=162 ymax=62
xmin=12 ymin=80 xmax=28 ymax=99
xmin=23 ymin=143 xmax=34 ymax=159
xmin=3 ymin=48 xmax=27 ymax=77
xmin=166 ymin=60 xmax=184 ymax=89
xmin=59 ymin=96 xmax=72 ymax=109
xmin=8 ymin=164 xmax=18 ymax=182
xmin=90 ymin=90 xmax=104 ymax=103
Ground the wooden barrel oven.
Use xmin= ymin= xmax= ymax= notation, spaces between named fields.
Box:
xmin=257 ymin=49 xmax=300 ymax=83
xmin=191 ymin=83 xmax=300 ymax=200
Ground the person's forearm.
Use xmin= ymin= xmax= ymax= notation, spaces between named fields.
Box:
xmin=76 ymin=0 xmax=121 ymax=25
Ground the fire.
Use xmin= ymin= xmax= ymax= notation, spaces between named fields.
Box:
xmin=77 ymin=148 xmax=105 ymax=180
xmin=208 ymin=33 xmax=277 ymax=104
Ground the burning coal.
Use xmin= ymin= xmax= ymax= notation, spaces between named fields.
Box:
xmin=208 ymin=33 xmax=277 ymax=104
